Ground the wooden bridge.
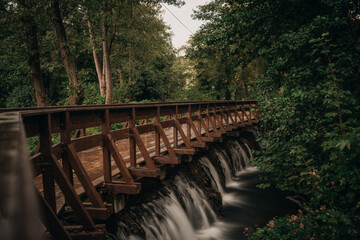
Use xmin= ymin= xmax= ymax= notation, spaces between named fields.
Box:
xmin=0 ymin=100 xmax=258 ymax=240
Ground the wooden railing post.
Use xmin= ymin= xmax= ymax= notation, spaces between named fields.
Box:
xmin=187 ymin=105 xmax=191 ymax=139
xmin=242 ymin=102 xmax=246 ymax=123
xmin=39 ymin=114 xmax=56 ymax=212
xmin=129 ymin=108 xmax=136 ymax=167
xmin=206 ymin=104 xmax=210 ymax=131
xmin=197 ymin=104 xmax=202 ymax=135
xmin=155 ymin=107 xmax=160 ymax=157
xmin=102 ymin=109 xmax=112 ymax=183
xmin=60 ymin=111 xmax=73 ymax=185
xmin=233 ymin=103 xmax=238 ymax=124
xmin=173 ymin=105 xmax=178 ymax=148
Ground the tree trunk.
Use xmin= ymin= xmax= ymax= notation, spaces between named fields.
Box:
xmin=50 ymin=0 xmax=82 ymax=105
xmin=23 ymin=15 xmax=48 ymax=107
xmin=87 ymin=16 xmax=106 ymax=96
xmin=102 ymin=23 xmax=113 ymax=104
xmin=128 ymin=1 xmax=134 ymax=84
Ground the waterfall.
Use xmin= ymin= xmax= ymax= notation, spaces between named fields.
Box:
xmin=139 ymin=175 xmax=217 ymax=240
xmin=199 ymin=157 xmax=224 ymax=194
xmin=114 ymin=139 xmax=253 ymax=240
xmin=215 ymin=151 xmax=234 ymax=187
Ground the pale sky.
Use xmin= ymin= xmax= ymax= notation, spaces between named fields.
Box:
xmin=162 ymin=0 xmax=210 ymax=49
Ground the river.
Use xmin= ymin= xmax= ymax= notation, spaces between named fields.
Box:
xmin=109 ymin=138 xmax=298 ymax=240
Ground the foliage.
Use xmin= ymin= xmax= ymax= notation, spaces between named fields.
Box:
xmin=191 ymin=0 xmax=360 ymax=239
xmin=0 ymin=0 xmax=188 ymax=107
xmin=246 ymin=209 xmax=359 ymax=240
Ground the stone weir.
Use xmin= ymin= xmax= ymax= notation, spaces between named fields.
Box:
xmin=0 ymin=100 xmax=259 ymax=239
xmin=105 ymin=129 xmax=261 ymax=240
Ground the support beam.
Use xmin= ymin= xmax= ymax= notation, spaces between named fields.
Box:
xmin=104 ymin=134 xmax=135 ymax=185
xmin=49 ymin=153 xmax=95 ymax=230
xmin=67 ymin=144 xmax=105 ymax=208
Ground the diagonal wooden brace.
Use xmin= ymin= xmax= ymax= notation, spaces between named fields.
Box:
xmin=66 ymin=144 xmax=105 ymax=208
xmin=49 ymin=153 xmax=95 ymax=230
xmin=155 ymin=122 xmax=178 ymax=160
xmin=198 ymin=115 xmax=212 ymax=138
xmin=104 ymin=134 xmax=135 ymax=185
xmin=36 ymin=188 xmax=71 ymax=240
xmin=130 ymin=127 xmax=156 ymax=170
xmin=173 ymin=115 xmax=193 ymax=150
xmin=186 ymin=117 xmax=204 ymax=144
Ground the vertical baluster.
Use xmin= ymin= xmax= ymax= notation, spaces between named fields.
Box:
xmin=155 ymin=106 xmax=160 ymax=156
xmin=60 ymin=111 xmax=73 ymax=186
xmin=40 ymin=114 xmax=56 ymax=212
xmin=197 ymin=104 xmax=202 ymax=135
xmin=102 ymin=109 xmax=112 ymax=183
xmin=129 ymin=108 xmax=136 ymax=167
xmin=187 ymin=105 xmax=191 ymax=139
xmin=173 ymin=106 xmax=179 ymax=148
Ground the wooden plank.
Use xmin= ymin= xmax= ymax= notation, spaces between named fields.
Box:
xmin=129 ymin=167 xmax=160 ymax=178
xmin=104 ymin=134 xmax=135 ymax=185
xmin=36 ymin=189 xmax=71 ymax=240
xmin=50 ymin=153 xmax=95 ymax=230
xmin=191 ymin=142 xmax=206 ymax=148
xmin=136 ymin=123 xmax=155 ymax=134
xmin=71 ymin=134 xmax=102 ymax=152
xmin=110 ymin=128 xmax=129 ymax=141
xmin=105 ymin=182 xmax=141 ymax=195
xmin=153 ymin=156 xmax=180 ymax=164
xmin=67 ymin=144 xmax=105 ymax=208
xmin=173 ymin=148 xmax=195 ymax=155
xmin=85 ymin=207 xmax=111 ymax=221
xmin=201 ymin=137 xmax=215 ymax=142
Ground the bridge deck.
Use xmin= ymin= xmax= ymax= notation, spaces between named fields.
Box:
xmin=34 ymin=125 xmax=201 ymax=210
xmin=0 ymin=101 xmax=258 ymax=240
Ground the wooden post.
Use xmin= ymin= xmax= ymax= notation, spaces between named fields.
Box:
xmin=242 ymin=102 xmax=246 ymax=123
xmin=197 ymin=104 xmax=202 ymax=135
xmin=206 ymin=104 xmax=210 ymax=131
xmin=102 ymin=109 xmax=112 ymax=183
xmin=39 ymin=114 xmax=56 ymax=212
xmin=155 ymin=107 xmax=160 ymax=156
xmin=60 ymin=111 xmax=73 ymax=185
xmin=187 ymin=105 xmax=191 ymax=139
xmin=129 ymin=108 xmax=136 ymax=167
xmin=173 ymin=106 xmax=179 ymax=148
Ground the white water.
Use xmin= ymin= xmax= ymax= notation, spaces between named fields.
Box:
xmin=138 ymin=175 xmax=218 ymax=240
xmin=116 ymin=139 xmax=254 ymax=240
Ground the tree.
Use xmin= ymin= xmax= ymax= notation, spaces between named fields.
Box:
xmin=50 ymin=0 xmax=83 ymax=105
xmin=190 ymin=0 xmax=360 ymax=238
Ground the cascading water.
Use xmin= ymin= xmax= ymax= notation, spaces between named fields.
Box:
xmin=139 ymin=175 xmax=218 ymax=240
xmin=111 ymin=137 xmax=297 ymax=240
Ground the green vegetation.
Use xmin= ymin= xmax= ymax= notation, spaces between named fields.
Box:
xmin=0 ymin=0 xmax=196 ymax=107
xmin=2 ymin=0 xmax=360 ymax=238
xmin=189 ymin=0 xmax=360 ymax=239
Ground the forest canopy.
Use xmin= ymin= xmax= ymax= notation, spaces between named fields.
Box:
xmin=1 ymin=0 xmax=360 ymax=238
xmin=0 ymin=0 xmax=194 ymax=107
xmin=187 ymin=0 xmax=360 ymax=239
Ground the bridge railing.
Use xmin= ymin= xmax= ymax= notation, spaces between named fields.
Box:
xmin=0 ymin=100 xmax=258 ymax=240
